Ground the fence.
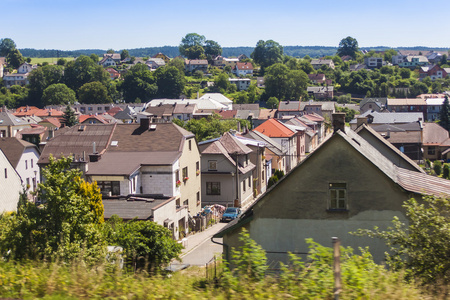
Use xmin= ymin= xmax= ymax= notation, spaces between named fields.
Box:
xmin=205 ymin=255 xmax=223 ymax=281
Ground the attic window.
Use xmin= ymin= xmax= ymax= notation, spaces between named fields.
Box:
xmin=111 ymin=141 xmax=118 ymax=146
xmin=78 ymin=125 xmax=86 ymax=131
xmin=149 ymin=124 xmax=157 ymax=131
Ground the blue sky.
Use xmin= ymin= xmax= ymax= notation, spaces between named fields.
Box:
xmin=2 ymin=0 xmax=449 ymax=51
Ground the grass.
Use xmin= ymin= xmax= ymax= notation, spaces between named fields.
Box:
xmin=29 ymin=57 xmax=75 ymax=64
xmin=0 ymin=258 xmax=440 ymax=300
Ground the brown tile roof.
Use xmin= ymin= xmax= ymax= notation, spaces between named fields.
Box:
xmin=215 ymin=110 xmax=237 ymax=119
xmin=38 ymin=124 xmax=116 ymax=164
xmin=422 ymin=122 xmax=449 ymax=145
xmin=0 ymin=137 xmax=37 ymax=168
xmin=145 ymin=104 xmax=176 ymax=117
xmin=86 ymin=151 xmax=181 ymax=176
xmin=387 ymin=98 xmax=427 ymax=106
xmin=79 ymin=115 xmax=109 ymax=124
xmin=397 ymin=168 xmax=450 ymax=197
xmin=258 ymin=109 xmax=277 ymax=120
xmin=107 ymin=123 xmax=193 ymax=153
xmin=302 ymin=113 xmax=324 ymax=122
xmin=40 ymin=117 xmax=61 ymax=128
xmin=173 ymin=103 xmax=196 ymax=114
xmin=106 ymin=107 xmax=123 ymax=116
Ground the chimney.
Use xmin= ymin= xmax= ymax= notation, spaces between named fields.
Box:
xmin=140 ymin=117 xmax=150 ymax=130
xmin=332 ymin=113 xmax=346 ymax=133
xmin=89 ymin=142 xmax=101 ymax=162
xmin=356 ymin=116 xmax=368 ymax=128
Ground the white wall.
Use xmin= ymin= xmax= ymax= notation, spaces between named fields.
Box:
xmin=15 ymin=147 xmax=40 ymax=193
xmin=0 ymin=150 xmax=21 ymax=212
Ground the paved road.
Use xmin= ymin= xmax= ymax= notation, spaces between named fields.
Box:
xmin=170 ymin=222 xmax=228 ymax=268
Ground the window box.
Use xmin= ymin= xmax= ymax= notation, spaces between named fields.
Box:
xmin=183 ymin=176 xmax=189 ymax=182
xmin=176 ymin=180 xmax=182 ymax=187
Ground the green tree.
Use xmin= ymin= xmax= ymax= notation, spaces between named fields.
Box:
xmin=179 ymin=33 xmax=206 ymax=57
xmin=120 ymin=63 xmax=157 ymax=102
xmin=155 ymin=66 xmax=186 ymax=99
xmin=7 ymin=48 xmax=25 ymax=69
xmin=63 ymin=105 xmax=78 ymax=127
xmin=0 ymin=38 xmax=16 ymax=57
xmin=337 ymin=36 xmax=359 ymax=59
xmin=251 ymin=40 xmax=284 ymax=72
xmin=0 ymin=157 xmax=105 ymax=262
xmin=103 ymin=215 xmax=182 ymax=271
xmin=356 ymin=195 xmax=450 ymax=287
xmin=399 ymin=68 xmax=411 ymax=79
xmin=204 ymin=40 xmax=222 ymax=59
xmin=106 ymin=49 xmax=115 ymax=54
xmin=214 ymin=72 xmax=230 ymax=92
xmin=120 ymin=49 xmax=130 ymax=61
xmin=42 ymin=83 xmax=77 ymax=106
xmin=90 ymin=53 xmax=99 ymax=63
xmin=264 ymin=63 xmax=308 ymax=100
xmin=184 ymin=45 xmax=205 ymax=60
xmin=439 ymin=95 xmax=450 ymax=131
xmin=64 ymin=55 xmax=110 ymax=92
xmin=28 ymin=65 xmax=64 ymax=107
xmin=57 ymin=58 xmax=67 ymax=66
xmin=167 ymin=57 xmax=186 ymax=73
xmin=78 ymin=81 xmax=111 ymax=104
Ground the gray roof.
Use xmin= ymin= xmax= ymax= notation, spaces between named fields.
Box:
xmin=300 ymin=101 xmax=335 ymax=111
xmin=103 ymin=196 xmax=174 ymax=220
xmin=0 ymin=112 xmax=36 ymax=126
xmin=242 ymin=131 xmax=283 ymax=156
xmin=278 ymin=101 xmax=301 ymax=111
xmin=350 ymin=111 xmax=424 ymax=124
xmin=359 ymin=98 xmax=388 ymax=108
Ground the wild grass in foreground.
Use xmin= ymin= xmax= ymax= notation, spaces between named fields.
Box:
xmin=0 ymin=251 xmax=438 ymax=299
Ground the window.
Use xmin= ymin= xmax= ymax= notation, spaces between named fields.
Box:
xmin=25 ymin=160 xmax=28 ymax=169
xmin=329 ymin=183 xmax=347 ymax=210
xmin=4 ymin=168 xmax=7 ymax=178
xmin=189 ymin=140 xmax=192 ymax=150
xmin=206 ymin=182 xmax=221 ymax=195
xmin=98 ymin=181 xmax=120 ymax=196
xmin=248 ymin=177 xmax=251 ymax=187
xmin=428 ymin=147 xmax=436 ymax=155
xmin=26 ymin=177 xmax=30 ymax=187
xmin=208 ymin=160 xmax=217 ymax=171
xmin=182 ymin=167 xmax=188 ymax=181
xmin=243 ymin=179 xmax=246 ymax=192
xmin=31 ymin=159 xmax=33 ymax=168
xmin=183 ymin=199 xmax=188 ymax=206
xmin=197 ymin=192 xmax=200 ymax=206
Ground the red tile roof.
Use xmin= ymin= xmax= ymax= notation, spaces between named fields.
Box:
xmin=253 ymin=119 xmax=296 ymax=138
xmin=214 ymin=110 xmax=237 ymax=119
xmin=235 ymin=62 xmax=253 ymax=70
xmin=14 ymin=106 xmax=64 ymax=118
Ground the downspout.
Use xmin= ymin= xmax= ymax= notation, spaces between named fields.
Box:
xmin=211 ymin=236 xmax=230 ymax=263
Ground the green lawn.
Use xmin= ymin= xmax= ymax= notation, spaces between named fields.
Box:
xmin=29 ymin=57 xmax=75 ymax=64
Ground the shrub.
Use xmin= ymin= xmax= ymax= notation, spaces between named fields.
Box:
xmin=433 ymin=160 xmax=442 ymax=176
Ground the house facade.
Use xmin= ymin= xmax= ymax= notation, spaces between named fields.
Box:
xmin=199 ymin=132 xmax=255 ymax=209
xmin=0 ymin=137 xmax=41 ymax=195
xmin=0 ymin=149 xmax=22 ymax=212
xmin=215 ymin=124 xmax=450 ymax=266
xmin=233 ymin=62 xmax=254 ymax=77
xmin=229 ymin=78 xmax=251 ymax=91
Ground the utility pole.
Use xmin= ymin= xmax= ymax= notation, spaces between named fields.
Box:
xmin=332 ymin=237 xmax=342 ymax=300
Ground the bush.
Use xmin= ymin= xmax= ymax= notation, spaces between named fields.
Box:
xmin=443 ymin=163 xmax=450 ymax=179
xmin=433 ymin=160 xmax=442 ymax=176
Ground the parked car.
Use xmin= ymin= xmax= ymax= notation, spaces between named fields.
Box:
xmin=221 ymin=207 xmax=241 ymax=222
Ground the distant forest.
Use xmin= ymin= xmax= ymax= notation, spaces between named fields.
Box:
xmin=19 ymin=45 xmax=449 ymax=59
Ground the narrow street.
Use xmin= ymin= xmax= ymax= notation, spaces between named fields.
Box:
xmin=170 ymin=222 xmax=228 ymax=268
